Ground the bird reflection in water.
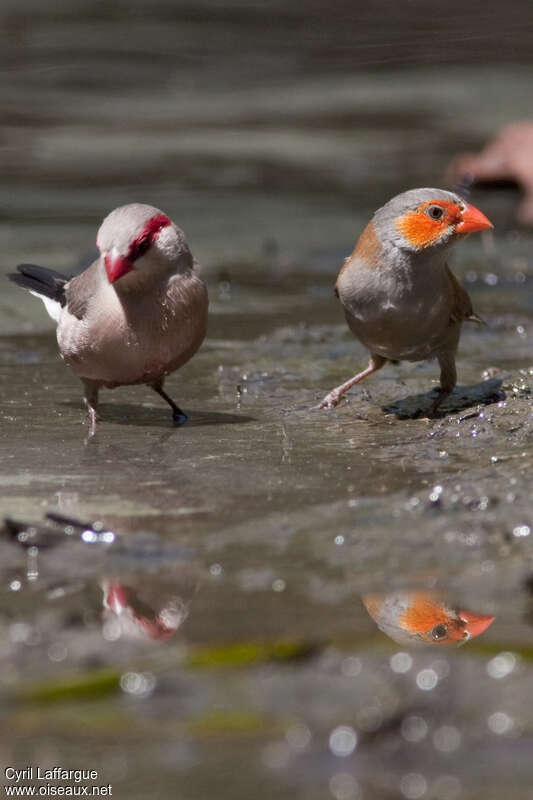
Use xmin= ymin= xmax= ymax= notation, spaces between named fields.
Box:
xmin=102 ymin=578 xmax=190 ymax=642
xmin=2 ymin=512 xmax=197 ymax=644
xmin=362 ymin=591 xmax=495 ymax=647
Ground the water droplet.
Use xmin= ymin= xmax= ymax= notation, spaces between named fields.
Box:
xmin=341 ymin=657 xmax=362 ymax=678
xmin=401 ymin=715 xmax=428 ymax=743
xmin=329 ymin=772 xmax=360 ymax=800
xmin=487 ymin=652 xmax=517 ymax=679
xmin=488 ymin=711 xmax=514 ymax=734
xmin=433 ymin=725 xmax=461 ymax=753
xmin=261 ymin=741 xmax=291 ymax=769
xmin=416 ymin=668 xmax=439 ymax=691
xmin=120 ymin=671 xmax=156 ymax=697
xmin=390 ymin=652 xmax=413 ymax=674
xmin=400 ymin=772 xmax=427 ymax=799
xmin=285 ymin=723 xmax=311 ymax=751
xmin=329 ymin=726 xmax=357 ymax=757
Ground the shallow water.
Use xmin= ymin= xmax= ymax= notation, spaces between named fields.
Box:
xmin=2 ymin=2 xmax=533 ymax=799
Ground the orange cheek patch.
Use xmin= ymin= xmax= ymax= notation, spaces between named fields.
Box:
xmin=396 ymin=213 xmax=445 ymax=249
xmin=398 ymin=593 xmax=450 ymax=633
xmin=396 ymin=201 xmax=462 ymax=249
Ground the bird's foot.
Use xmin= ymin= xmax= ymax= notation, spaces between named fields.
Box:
xmin=318 ymin=390 xmax=342 ymax=409
xmin=172 ymin=409 xmax=188 ymax=427
xmin=428 ymin=389 xmax=451 ymax=418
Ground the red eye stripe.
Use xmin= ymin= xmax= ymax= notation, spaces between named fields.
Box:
xmin=127 ymin=213 xmax=171 ymax=263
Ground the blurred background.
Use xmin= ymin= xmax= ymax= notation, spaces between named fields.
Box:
xmin=2 ymin=2 xmax=533 ymax=799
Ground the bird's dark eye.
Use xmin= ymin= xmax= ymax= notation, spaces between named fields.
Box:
xmin=427 ymin=205 xmax=444 ymax=221
xmin=431 ymin=624 xmax=448 ymax=640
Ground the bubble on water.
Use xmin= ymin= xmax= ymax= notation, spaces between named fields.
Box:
xmin=390 ymin=652 xmax=413 ymax=673
xmin=262 ymin=741 xmax=291 ymax=769
xmin=335 ymin=535 xmax=345 ymax=546
xmin=487 ymin=652 xmax=517 ymax=679
xmin=285 ymin=723 xmax=311 ymax=751
xmin=120 ymin=671 xmax=156 ymax=697
xmin=429 ymin=485 xmax=443 ymax=502
xmin=329 ymin=772 xmax=360 ymax=800
xmin=488 ymin=711 xmax=514 ymax=734
xmin=48 ymin=642 xmax=68 ymax=662
xmin=9 ymin=580 xmax=22 ymax=592
xmin=432 ymin=775 xmax=462 ymax=799
xmin=416 ymin=669 xmax=438 ymax=691
xmin=329 ymin=726 xmax=357 ymax=757
xmin=401 ymin=715 xmax=428 ymax=743
xmin=400 ymin=772 xmax=427 ymax=798
xmin=102 ymin=618 xmax=122 ymax=642
xmin=433 ymin=725 xmax=461 ymax=753
xmin=9 ymin=622 xmax=32 ymax=643
xmin=513 ymin=525 xmax=530 ymax=538
xmin=341 ymin=657 xmax=362 ymax=678
xmin=272 ymin=578 xmax=286 ymax=592
xmin=484 ymin=273 xmax=498 ymax=286
xmin=209 ymin=563 xmax=223 ymax=577
xmin=82 ymin=530 xmax=98 ymax=543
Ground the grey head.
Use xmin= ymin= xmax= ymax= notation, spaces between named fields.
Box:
xmin=373 ymin=187 xmax=466 ymax=254
xmin=96 ymin=203 xmax=193 ymax=284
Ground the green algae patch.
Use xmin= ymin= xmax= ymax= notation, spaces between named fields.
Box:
xmin=17 ymin=668 xmax=121 ymax=704
xmin=185 ymin=638 xmax=318 ymax=669
xmin=188 ymin=710 xmax=274 ymax=738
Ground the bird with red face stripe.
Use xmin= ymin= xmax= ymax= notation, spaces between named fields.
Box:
xmin=9 ymin=204 xmax=208 ymax=433
xmin=319 ymin=188 xmax=493 ymax=415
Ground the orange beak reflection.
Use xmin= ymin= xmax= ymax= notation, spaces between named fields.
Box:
xmin=458 ymin=609 xmax=495 ymax=639
xmin=455 ymin=202 xmax=494 ymax=234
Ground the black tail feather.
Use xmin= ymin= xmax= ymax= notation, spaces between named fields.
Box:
xmin=8 ymin=263 xmax=68 ymax=305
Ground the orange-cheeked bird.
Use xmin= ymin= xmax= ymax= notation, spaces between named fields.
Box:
xmin=362 ymin=591 xmax=495 ymax=647
xmin=319 ymin=188 xmax=493 ymax=414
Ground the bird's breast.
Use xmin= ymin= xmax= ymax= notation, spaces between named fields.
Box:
xmin=57 ymin=272 xmax=208 ymax=385
xmin=336 ymin=257 xmax=453 ymax=360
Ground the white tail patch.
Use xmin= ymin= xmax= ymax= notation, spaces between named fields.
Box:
xmin=29 ymin=290 xmax=62 ymax=323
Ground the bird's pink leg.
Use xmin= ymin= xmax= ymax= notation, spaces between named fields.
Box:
xmin=82 ymin=379 xmax=100 ymax=436
xmin=319 ymin=354 xmax=387 ymax=409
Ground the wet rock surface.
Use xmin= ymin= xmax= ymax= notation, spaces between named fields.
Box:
xmin=2 ymin=2 xmax=533 ymax=799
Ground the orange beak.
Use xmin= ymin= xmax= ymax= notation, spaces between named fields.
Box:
xmin=459 ymin=609 xmax=495 ymax=639
xmin=455 ymin=203 xmax=494 ymax=234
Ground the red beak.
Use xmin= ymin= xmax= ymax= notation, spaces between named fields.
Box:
xmin=459 ymin=610 xmax=495 ymax=638
xmin=105 ymin=251 xmax=134 ymax=283
xmin=455 ymin=203 xmax=494 ymax=234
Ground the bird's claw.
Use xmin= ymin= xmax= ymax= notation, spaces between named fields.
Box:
xmin=318 ymin=392 xmax=341 ymax=410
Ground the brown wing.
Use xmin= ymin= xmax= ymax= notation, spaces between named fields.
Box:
xmin=445 ymin=264 xmax=484 ymax=324
xmin=64 ymin=259 xmax=102 ymax=320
